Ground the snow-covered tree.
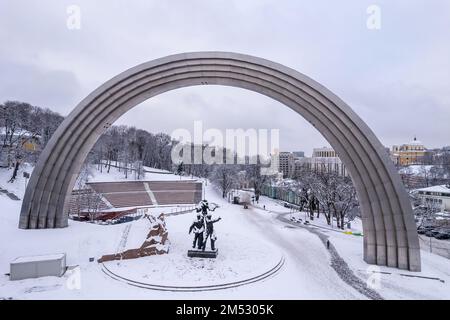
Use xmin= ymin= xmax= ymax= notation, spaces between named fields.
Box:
xmin=0 ymin=101 xmax=63 ymax=181
xmin=210 ymin=164 xmax=238 ymax=198
xmin=244 ymin=155 xmax=272 ymax=202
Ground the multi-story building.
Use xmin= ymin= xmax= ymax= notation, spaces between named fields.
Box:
xmin=292 ymin=151 xmax=305 ymax=158
xmin=391 ymin=137 xmax=428 ymax=166
xmin=294 ymin=147 xmax=348 ymax=177
xmin=415 ymin=184 xmax=450 ymax=212
xmin=278 ymin=151 xmax=294 ymax=178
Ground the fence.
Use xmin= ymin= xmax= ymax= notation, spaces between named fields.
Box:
xmin=261 ymin=185 xmax=304 ymax=206
xmin=418 ymin=235 xmax=450 ymax=259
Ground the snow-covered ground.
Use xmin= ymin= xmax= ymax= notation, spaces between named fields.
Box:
xmin=399 ymin=165 xmax=434 ymax=176
xmin=0 ymin=163 xmax=33 ymax=200
xmin=1 ymin=165 xmax=449 ymax=299
xmin=82 ymin=164 xmax=195 ymax=184
xmin=254 ymin=197 xmax=450 ymax=299
xmin=104 ymin=228 xmax=282 ymax=288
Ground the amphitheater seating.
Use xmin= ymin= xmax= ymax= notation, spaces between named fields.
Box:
xmin=85 ymin=180 xmax=202 ymax=209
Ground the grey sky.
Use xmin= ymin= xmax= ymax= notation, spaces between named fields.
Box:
xmin=1 ymin=0 xmax=449 ymax=155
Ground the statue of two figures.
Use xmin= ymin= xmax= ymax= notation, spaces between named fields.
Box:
xmin=188 ymin=200 xmax=221 ymax=258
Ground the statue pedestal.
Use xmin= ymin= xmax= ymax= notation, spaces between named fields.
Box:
xmin=187 ymin=249 xmax=218 ymax=259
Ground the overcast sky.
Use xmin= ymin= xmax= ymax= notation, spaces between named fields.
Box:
xmin=1 ymin=0 xmax=449 ymax=155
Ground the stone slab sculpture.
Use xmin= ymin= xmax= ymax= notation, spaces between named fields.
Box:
xmin=98 ymin=213 xmax=169 ymax=263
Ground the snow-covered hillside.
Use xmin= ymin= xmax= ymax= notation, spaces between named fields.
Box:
xmin=0 ymin=163 xmax=34 ymax=200
xmin=79 ymin=163 xmax=194 ymax=186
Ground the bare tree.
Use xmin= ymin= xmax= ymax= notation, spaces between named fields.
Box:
xmin=418 ymin=165 xmax=432 ymax=188
xmin=311 ymin=171 xmax=338 ymax=225
xmin=84 ymin=190 xmax=104 ymax=222
xmin=411 ymin=191 xmax=441 ymax=228
xmin=244 ymin=155 xmax=271 ymax=202
xmin=0 ymin=101 xmax=63 ymax=181
xmin=333 ymin=176 xmax=359 ymax=229
xmin=210 ymin=164 xmax=238 ymax=198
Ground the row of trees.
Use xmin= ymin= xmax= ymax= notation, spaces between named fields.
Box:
xmin=196 ymin=155 xmax=270 ymax=199
xmin=284 ymin=165 xmax=359 ymax=229
xmin=0 ymin=100 xmax=177 ymax=183
xmin=0 ymin=101 xmax=64 ymax=181
xmin=90 ymin=125 xmax=174 ymax=179
xmin=205 ymin=161 xmax=359 ymax=230
xmin=401 ymin=162 xmax=450 ymax=190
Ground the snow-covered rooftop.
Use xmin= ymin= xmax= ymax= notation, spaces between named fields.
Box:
xmin=12 ymin=253 xmax=65 ymax=263
xmin=409 ymin=137 xmax=424 ymax=146
xmin=416 ymin=185 xmax=450 ymax=193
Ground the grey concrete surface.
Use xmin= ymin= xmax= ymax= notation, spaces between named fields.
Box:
xmin=18 ymin=52 xmax=420 ymax=271
xmin=10 ymin=253 xmax=66 ymax=281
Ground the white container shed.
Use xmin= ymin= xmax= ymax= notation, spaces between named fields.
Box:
xmin=10 ymin=253 xmax=66 ymax=281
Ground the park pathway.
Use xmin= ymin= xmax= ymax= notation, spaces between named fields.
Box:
xmin=0 ymin=186 xmax=20 ymax=200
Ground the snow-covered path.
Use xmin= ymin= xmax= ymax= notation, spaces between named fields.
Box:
xmin=238 ymin=206 xmax=366 ymax=299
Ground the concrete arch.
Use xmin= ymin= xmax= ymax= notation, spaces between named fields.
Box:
xmin=19 ymin=52 xmax=420 ymax=271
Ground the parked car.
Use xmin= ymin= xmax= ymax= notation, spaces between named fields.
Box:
xmin=428 ymin=230 xmax=441 ymax=238
xmin=434 ymin=230 xmax=450 ymax=240
xmin=424 ymin=228 xmax=443 ymax=238
xmin=425 ymin=230 xmax=435 ymax=237
xmin=417 ymin=226 xmax=434 ymax=234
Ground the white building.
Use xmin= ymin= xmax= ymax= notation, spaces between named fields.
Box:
xmin=415 ymin=185 xmax=450 ymax=212
xmin=295 ymin=147 xmax=348 ymax=177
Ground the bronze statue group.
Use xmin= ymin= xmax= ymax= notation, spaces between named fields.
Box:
xmin=189 ymin=200 xmax=221 ymax=251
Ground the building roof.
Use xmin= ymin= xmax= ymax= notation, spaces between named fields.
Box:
xmin=409 ymin=136 xmax=423 ymax=146
xmin=313 ymin=147 xmax=334 ymax=151
xmin=416 ymin=185 xmax=450 ymax=193
xmin=409 ymin=140 xmax=423 ymax=146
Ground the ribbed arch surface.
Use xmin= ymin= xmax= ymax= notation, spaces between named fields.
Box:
xmin=19 ymin=52 xmax=420 ymax=271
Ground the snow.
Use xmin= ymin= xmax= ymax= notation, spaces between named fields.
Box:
xmin=115 ymin=215 xmax=166 ymax=251
xmin=13 ymin=254 xmax=65 ymax=264
xmin=0 ymin=127 xmax=38 ymax=138
xmin=85 ymin=165 xmax=194 ymax=184
xmin=399 ymin=165 xmax=433 ymax=176
xmin=0 ymin=162 xmax=33 ymax=199
xmin=1 ymin=165 xmax=450 ymax=299
xmin=328 ymin=231 xmax=450 ymax=299
xmin=105 ymin=230 xmax=281 ymax=287
xmin=143 ymin=166 xmax=172 ymax=173
xmin=272 ymin=201 xmax=450 ymax=299
xmin=415 ymin=185 xmax=450 ymax=194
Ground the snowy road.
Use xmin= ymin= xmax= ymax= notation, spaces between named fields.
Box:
xmin=238 ymin=205 xmax=367 ymax=299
